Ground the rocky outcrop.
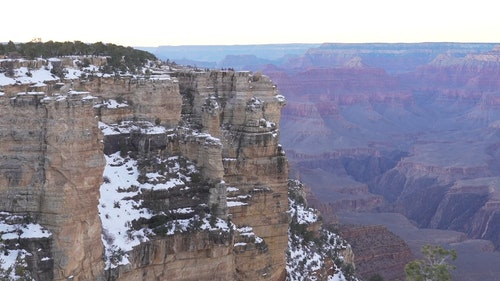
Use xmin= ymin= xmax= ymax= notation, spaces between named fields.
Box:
xmin=175 ymin=70 xmax=289 ymax=280
xmin=96 ymin=69 xmax=288 ymax=281
xmin=108 ymin=232 xmax=235 ymax=281
xmin=75 ymin=76 xmax=182 ymax=128
xmin=1 ymin=61 xmax=289 ymax=280
xmin=0 ymin=93 xmax=106 ymax=280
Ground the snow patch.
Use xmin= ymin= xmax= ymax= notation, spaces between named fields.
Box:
xmin=99 ymin=120 xmax=166 ymax=136
xmin=0 ymin=213 xmax=52 ymax=240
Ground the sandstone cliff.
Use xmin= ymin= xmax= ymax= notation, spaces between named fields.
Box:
xmin=0 ymin=57 xmax=291 ymax=281
xmin=174 ymin=70 xmax=289 ymax=280
xmin=0 ymin=92 xmax=105 ymax=280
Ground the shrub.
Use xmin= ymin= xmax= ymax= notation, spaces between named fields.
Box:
xmin=190 ymin=172 xmax=202 ymax=183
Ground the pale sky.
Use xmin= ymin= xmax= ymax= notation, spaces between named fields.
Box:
xmin=3 ymin=0 xmax=499 ymax=46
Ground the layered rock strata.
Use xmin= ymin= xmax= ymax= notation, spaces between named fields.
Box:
xmin=1 ymin=63 xmax=289 ymax=280
xmin=0 ymin=93 xmax=106 ymax=280
xmin=339 ymin=225 xmax=413 ymax=281
xmin=175 ymin=70 xmax=289 ymax=280
xmin=74 ymin=76 xmax=182 ymax=127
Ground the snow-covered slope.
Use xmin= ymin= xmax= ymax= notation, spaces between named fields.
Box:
xmin=287 ymin=180 xmax=359 ymax=281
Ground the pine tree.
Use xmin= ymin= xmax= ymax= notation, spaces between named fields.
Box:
xmin=405 ymin=244 xmax=457 ymax=281
xmin=5 ymin=40 xmax=17 ymax=53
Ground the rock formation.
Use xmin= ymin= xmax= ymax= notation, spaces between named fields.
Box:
xmin=174 ymin=70 xmax=289 ymax=280
xmin=287 ymin=179 xmax=357 ymax=281
xmin=0 ymin=93 xmax=106 ymax=280
xmin=0 ymin=57 xmax=290 ymax=280
xmin=137 ymin=42 xmax=500 ymax=280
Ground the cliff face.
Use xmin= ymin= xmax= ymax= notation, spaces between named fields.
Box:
xmin=103 ymin=69 xmax=288 ymax=281
xmin=175 ymin=70 xmax=289 ymax=280
xmin=0 ymin=94 xmax=106 ymax=280
xmin=0 ymin=59 xmax=289 ymax=281
xmin=74 ymin=76 xmax=182 ymax=128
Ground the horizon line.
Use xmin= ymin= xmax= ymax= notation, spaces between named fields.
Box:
xmin=135 ymin=41 xmax=500 ymax=48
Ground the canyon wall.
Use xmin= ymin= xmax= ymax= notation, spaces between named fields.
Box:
xmin=0 ymin=94 xmax=106 ymax=280
xmin=0 ymin=64 xmax=289 ymax=280
xmin=175 ymin=70 xmax=289 ymax=280
xmin=74 ymin=76 xmax=182 ymax=128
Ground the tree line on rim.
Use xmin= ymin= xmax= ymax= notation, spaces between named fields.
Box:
xmin=0 ymin=40 xmax=157 ymax=74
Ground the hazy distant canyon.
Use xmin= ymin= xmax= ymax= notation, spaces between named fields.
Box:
xmin=2 ymin=41 xmax=500 ymax=280
xmin=148 ymin=43 xmax=500 ymax=280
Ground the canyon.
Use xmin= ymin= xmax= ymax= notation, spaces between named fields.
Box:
xmin=4 ymin=41 xmax=500 ymax=280
xmin=150 ymin=43 xmax=500 ymax=280
xmin=272 ymin=44 xmax=500 ymax=281
xmin=273 ymin=44 xmax=500 ymax=281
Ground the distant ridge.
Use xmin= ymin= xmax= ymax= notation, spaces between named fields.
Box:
xmin=138 ymin=42 xmax=499 ymax=73
xmin=137 ymin=43 xmax=320 ymax=67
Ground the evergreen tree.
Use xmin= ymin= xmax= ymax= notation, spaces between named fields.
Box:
xmin=405 ymin=244 xmax=457 ymax=281
xmin=1 ymin=40 xmax=156 ymax=74
xmin=5 ymin=40 xmax=17 ymax=53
